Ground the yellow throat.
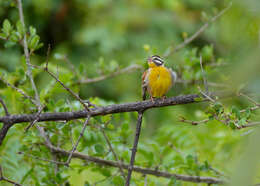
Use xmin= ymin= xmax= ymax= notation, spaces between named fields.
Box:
xmin=147 ymin=65 xmax=172 ymax=98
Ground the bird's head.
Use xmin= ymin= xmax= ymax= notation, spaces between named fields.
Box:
xmin=147 ymin=55 xmax=164 ymax=68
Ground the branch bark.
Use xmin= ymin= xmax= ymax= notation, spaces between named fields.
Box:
xmin=46 ymin=144 xmax=224 ymax=184
xmin=125 ymin=111 xmax=144 ymax=185
xmin=0 ymin=94 xmax=201 ymax=125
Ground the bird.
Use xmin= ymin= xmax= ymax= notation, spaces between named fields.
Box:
xmin=142 ymin=55 xmax=177 ymax=101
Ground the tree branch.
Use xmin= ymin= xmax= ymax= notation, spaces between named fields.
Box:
xmin=44 ymin=46 xmax=90 ymax=111
xmin=17 ymin=0 xmax=40 ymax=105
xmin=45 ymin=144 xmax=224 ymax=184
xmin=99 ymin=125 xmax=126 ymax=179
xmin=163 ymin=2 xmax=232 ymax=57
xmin=125 ymin=111 xmax=144 ymax=185
xmin=78 ymin=65 xmax=143 ymax=84
xmin=0 ymin=94 xmax=203 ymax=145
xmin=65 ymin=115 xmax=91 ymax=165
xmin=0 ymin=94 xmax=202 ymax=125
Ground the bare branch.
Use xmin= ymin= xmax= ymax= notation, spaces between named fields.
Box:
xmin=78 ymin=65 xmax=143 ymax=84
xmin=0 ymin=94 xmax=205 ymax=135
xmin=45 ymin=144 xmax=224 ymax=184
xmin=126 ymin=111 xmax=144 ymax=186
xmin=18 ymin=151 xmax=65 ymax=165
xmin=163 ymin=2 xmax=232 ymax=57
xmin=0 ymin=76 xmax=37 ymax=105
xmin=0 ymin=98 xmax=9 ymax=116
xmin=44 ymin=60 xmax=90 ymax=111
xmin=65 ymin=115 xmax=91 ymax=165
xmin=179 ymin=116 xmax=209 ymax=125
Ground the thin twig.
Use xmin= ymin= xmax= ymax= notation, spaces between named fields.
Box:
xmin=0 ymin=165 xmax=22 ymax=186
xmin=99 ymin=126 xmax=126 ymax=179
xmin=24 ymin=105 xmax=45 ymax=132
xmin=18 ymin=151 xmax=65 ymax=165
xmin=0 ymin=76 xmax=38 ymax=105
xmin=0 ymin=98 xmax=9 ymax=116
xmin=239 ymin=93 xmax=259 ymax=106
xmin=65 ymin=115 xmax=91 ymax=165
xmin=125 ymin=110 xmax=144 ymax=186
xmin=198 ymin=87 xmax=215 ymax=103
xmin=163 ymin=2 xmax=232 ymax=57
xmin=200 ymin=55 xmax=209 ymax=94
xmin=79 ymin=65 xmax=143 ymax=84
xmin=44 ymin=52 xmax=90 ymax=111
xmin=17 ymin=0 xmax=40 ymax=106
xmin=179 ymin=116 xmax=209 ymax=125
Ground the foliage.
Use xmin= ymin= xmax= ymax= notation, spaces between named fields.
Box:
xmin=0 ymin=0 xmax=260 ymax=185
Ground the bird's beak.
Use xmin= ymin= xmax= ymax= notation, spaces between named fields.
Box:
xmin=147 ymin=57 xmax=152 ymax=63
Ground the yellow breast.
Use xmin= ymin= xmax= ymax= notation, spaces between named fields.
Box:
xmin=147 ymin=66 xmax=172 ymax=98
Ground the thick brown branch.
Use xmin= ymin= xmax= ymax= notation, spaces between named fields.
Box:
xmin=0 ymin=94 xmax=201 ymax=145
xmin=0 ymin=94 xmax=201 ymax=125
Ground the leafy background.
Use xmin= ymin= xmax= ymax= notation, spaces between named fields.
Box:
xmin=0 ymin=0 xmax=260 ymax=185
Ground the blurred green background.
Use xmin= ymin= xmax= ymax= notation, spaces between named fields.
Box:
xmin=0 ymin=0 xmax=260 ymax=185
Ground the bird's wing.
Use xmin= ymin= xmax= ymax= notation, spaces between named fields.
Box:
xmin=169 ymin=68 xmax=177 ymax=85
xmin=142 ymin=70 xmax=149 ymax=100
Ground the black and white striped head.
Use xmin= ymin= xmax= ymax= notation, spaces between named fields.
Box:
xmin=147 ymin=55 xmax=164 ymax=67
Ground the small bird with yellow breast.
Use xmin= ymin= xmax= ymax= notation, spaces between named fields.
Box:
xmin=142 ymin=55 xmax=177 ymax=101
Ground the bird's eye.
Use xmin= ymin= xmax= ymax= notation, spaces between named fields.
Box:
xmin=152 ymin=57 xmax=164 ymax=65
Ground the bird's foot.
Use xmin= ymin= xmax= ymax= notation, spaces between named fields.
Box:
xmin=150 ymin=96 xmax=155 ymax=103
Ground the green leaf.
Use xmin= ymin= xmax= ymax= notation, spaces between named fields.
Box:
xmin=194 ymin=97 xmax=203 ymax=102
xmin=112 ymin=176 xmax=124 ymax=186
xmin=16 ymin=20 xmax=25 ymax=36
xmin=0 ymin=33 xmax=6 ymax=39
xmin=231 ymin=106 xmax=240 ymax=119
xmin=29 ymin=26 xmax=36 ymax=36
xmin=4 ymin=41 xmax=16 ymax=48
xmin=94 ymin=144 xmax=105 ymax=154
xmin=2 ymin=19 xmax=12 ymax=36
xmin=229 ymin=121 xmax=236 ymax=130
xmin=9 ymin=31 xmax=20 ymax=42
xmin=28 ymin=35 xmax=40 ymax=50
